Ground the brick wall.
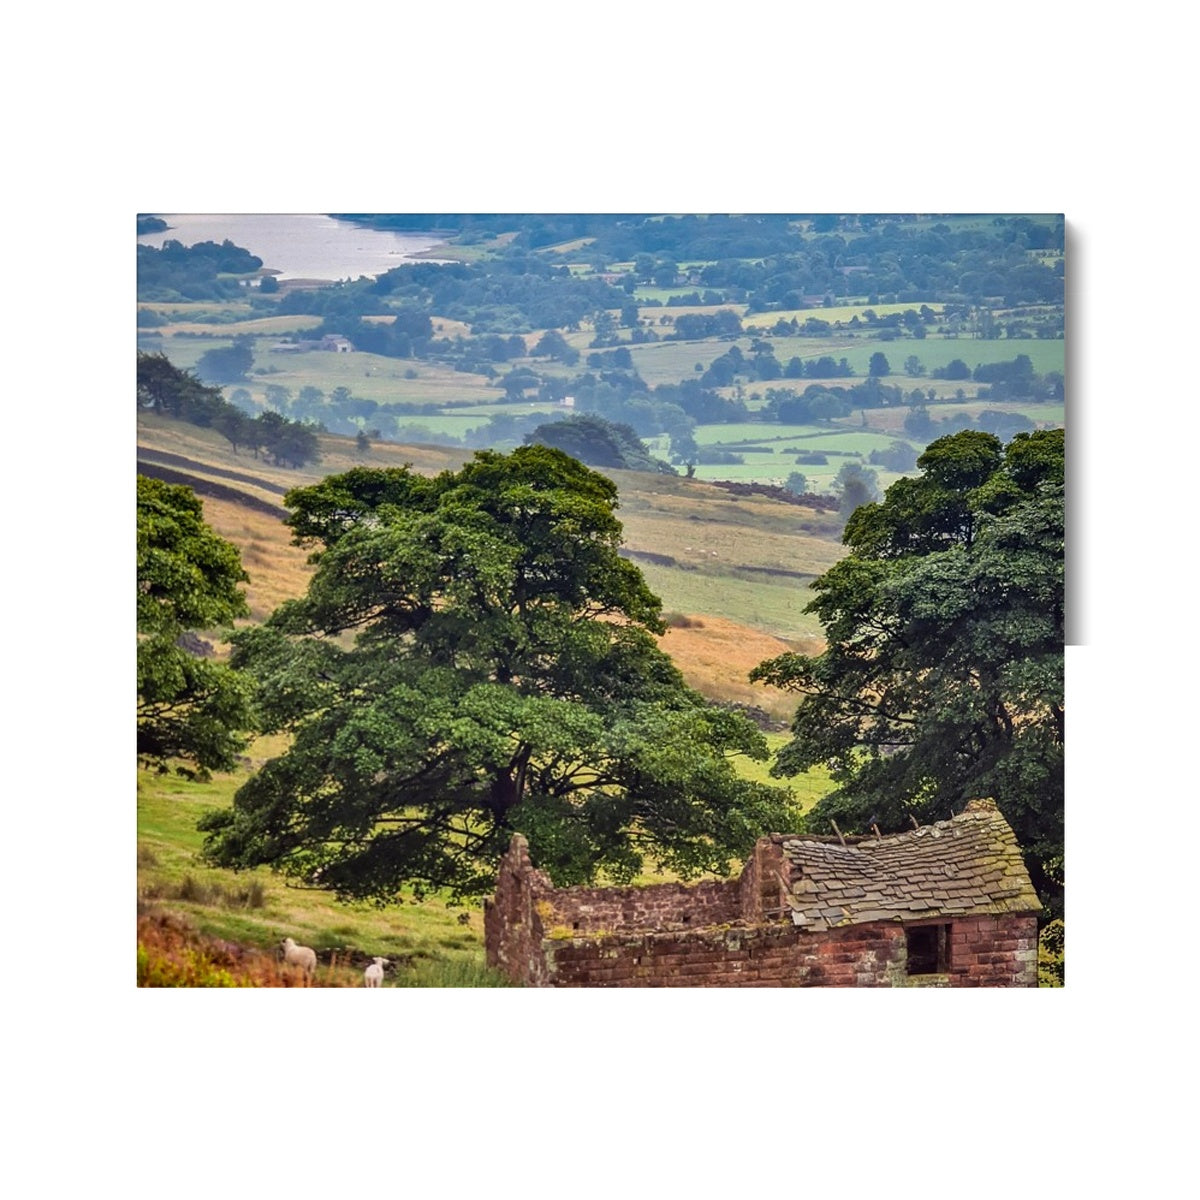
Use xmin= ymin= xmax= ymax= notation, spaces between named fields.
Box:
xmin=544 ymin=922 xmax=909 ymax=987
xmin=539 ymin=878 xmax=743 ymax=934
xmin=947 ymin=914 xmax=1040 ymax=987
xmin=483 ymin=835 xmax=1040 ymax=987
xmin=737 ymin=836 xmax=791 ymax=923
xmin=483 ymin=835 xmax=553 ymax=987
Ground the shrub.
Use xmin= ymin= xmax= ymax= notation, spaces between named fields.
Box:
xmin=144 ymin=874 xmax=266 ymax=909
xmin=136 ymin=911 xmax=314 ymax=987
xmin=1038 ymin=919 xmax=1064 ymax=987
xmin=137 ymin=942 xmax=247 ymax=987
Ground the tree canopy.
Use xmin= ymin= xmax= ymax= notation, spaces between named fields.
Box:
xmin=137 ymin=476 xmax=255 ymax=778
xmin=524 ymin=412 xmax=672 ymax=474
xmin=200 ymin=447 xmax=798 ymax=902
xmin=752 ymin=428 xmax=1064 ymax=919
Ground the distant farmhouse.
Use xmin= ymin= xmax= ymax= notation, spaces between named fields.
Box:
xmin=272 ymin=334 xmax=354 ymax=353
xmin=485 ymin=798 xmax=1040 ymax=987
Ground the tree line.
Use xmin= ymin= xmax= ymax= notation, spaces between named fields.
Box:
xmin=137 ymin=352 xmax=321 ymax=468
xmin=137 ymin=239 xmax=264 ymax=302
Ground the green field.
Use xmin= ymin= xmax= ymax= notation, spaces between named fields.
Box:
xmin=742 ymin=301 xmax=946 ymax=327
xmin=139 ymin=334 xmax=502 ymax=408
xmin=692 ymin=423 xmax=908 ymax=450
xmin=138 ymin=760 xmax=490 ymax=973
xmin=624 ymin=338 xmax=738 ymax=386
xmin=764 ymin=335 xmax=1064 ymax=378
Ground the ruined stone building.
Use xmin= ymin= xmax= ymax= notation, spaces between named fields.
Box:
xmin=484 ymin=797 xmax=1041 ymax=987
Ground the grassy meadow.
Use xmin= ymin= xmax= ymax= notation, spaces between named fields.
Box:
xmin=137 ymin=758 xmax=504 ymax=987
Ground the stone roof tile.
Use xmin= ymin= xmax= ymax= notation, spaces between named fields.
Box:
xmin=782 ymin=799 xmax=1041 ymax=928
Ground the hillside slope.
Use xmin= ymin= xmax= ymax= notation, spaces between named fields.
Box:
xmin=137 ymin=413 xmax=844 ymax=702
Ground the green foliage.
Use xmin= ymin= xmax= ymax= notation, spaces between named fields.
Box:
xmin=1037 ymin=919 xmax=1064 ymax=987
xmin=138 ymin=352 xmax=321 ymax=468
xmin=524 ymin=413 xmax=673 ymax=474
xmin=137 ymin=941 xmax=248 ymax=987
xmin=201 ymin=447 xmax=799 ymax=902
xmin=531 ymin=329 xmax=580 ymax=365
xmin=137 ymin=476 xmax=256 ymax=779
xmin=137 ymin=238 xmax=264 ymax=302
xmin=388 ymin=959 xmax=514 ymax=987
xmin=752 ymin=429 xmax=1064 ymax=919
xmin=195 ymin=339 xmax=255 ymax=385
xmin=832 ymin=461 xmax=880 ymax=515
xmin=138 ymin=351 xmax=226 ymax=426
xmin=868 ymin=441 xmax=919 ymax=473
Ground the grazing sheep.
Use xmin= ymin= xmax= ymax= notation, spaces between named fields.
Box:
xmin=281 ymin=936 xmax=317 ymax=983
xmin=364 ymin=956 xmax=389 ymax=988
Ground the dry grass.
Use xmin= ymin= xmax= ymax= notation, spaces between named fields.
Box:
xmin=657 ymin=616 xmax=815 ymax=721
xmin=622 ymin=508 xmax=843 ymax=577
xmin=198 ymin=500 xmax=315 ymax=622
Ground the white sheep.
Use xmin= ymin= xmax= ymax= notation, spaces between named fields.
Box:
xmin=364 ymin=956 xmax=390 ymax=988
xmin=281 ymin=936 xmax=317 ymax=983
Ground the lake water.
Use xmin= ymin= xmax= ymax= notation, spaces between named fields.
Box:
xmin=136 ymin=213 xmax=449 ymax=281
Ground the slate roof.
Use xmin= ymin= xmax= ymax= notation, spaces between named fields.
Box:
xmin=782 ymin=798 xmax=1041 ymax=931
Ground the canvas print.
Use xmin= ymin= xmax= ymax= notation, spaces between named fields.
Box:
xmin=136 ymin=213 xmax=1065 ymax=987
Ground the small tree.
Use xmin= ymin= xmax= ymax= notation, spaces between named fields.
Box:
xmin=784 ymin=471 xmax=809 ymax=496
xmin=195 ymin=339 xmax=255 ymax=385
xmin=532 ymin=329 xmax=580 ymax=365
xmin=832 ymin=462 xmax=880 ymax=516
xmin=214 ymin=405 xmax=251 ymax=455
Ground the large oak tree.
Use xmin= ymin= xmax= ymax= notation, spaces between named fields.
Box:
xmin=201 ymin=447 xmax=797 ymax=902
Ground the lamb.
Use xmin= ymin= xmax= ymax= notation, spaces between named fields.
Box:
xmin=363 ymin=956 xmax=390 ymax=988
xmin=281 ymin=936 xmax=317 ymax=983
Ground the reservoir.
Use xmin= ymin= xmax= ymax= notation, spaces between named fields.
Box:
xmin=136 ymin=213 xmax=449 ymax=282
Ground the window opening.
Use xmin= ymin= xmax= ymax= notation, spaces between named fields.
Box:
xmin=906 ymin=924 xmax=950 ymax=974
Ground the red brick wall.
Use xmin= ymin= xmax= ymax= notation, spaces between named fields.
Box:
xmin=737 ymin=836 xmax=791 ymax=923
xmin=947 ymin=914 xmax=1040 ymax=986
xmin=542 ymin=878 xmax=743 ymax=934
xmin=484 ymin=835 xmax=1040 ymax=987
xmin=545 ymin=922 xmax=908 ymax=987
xmin=483 ymin=835 xmax=553 ymax=987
